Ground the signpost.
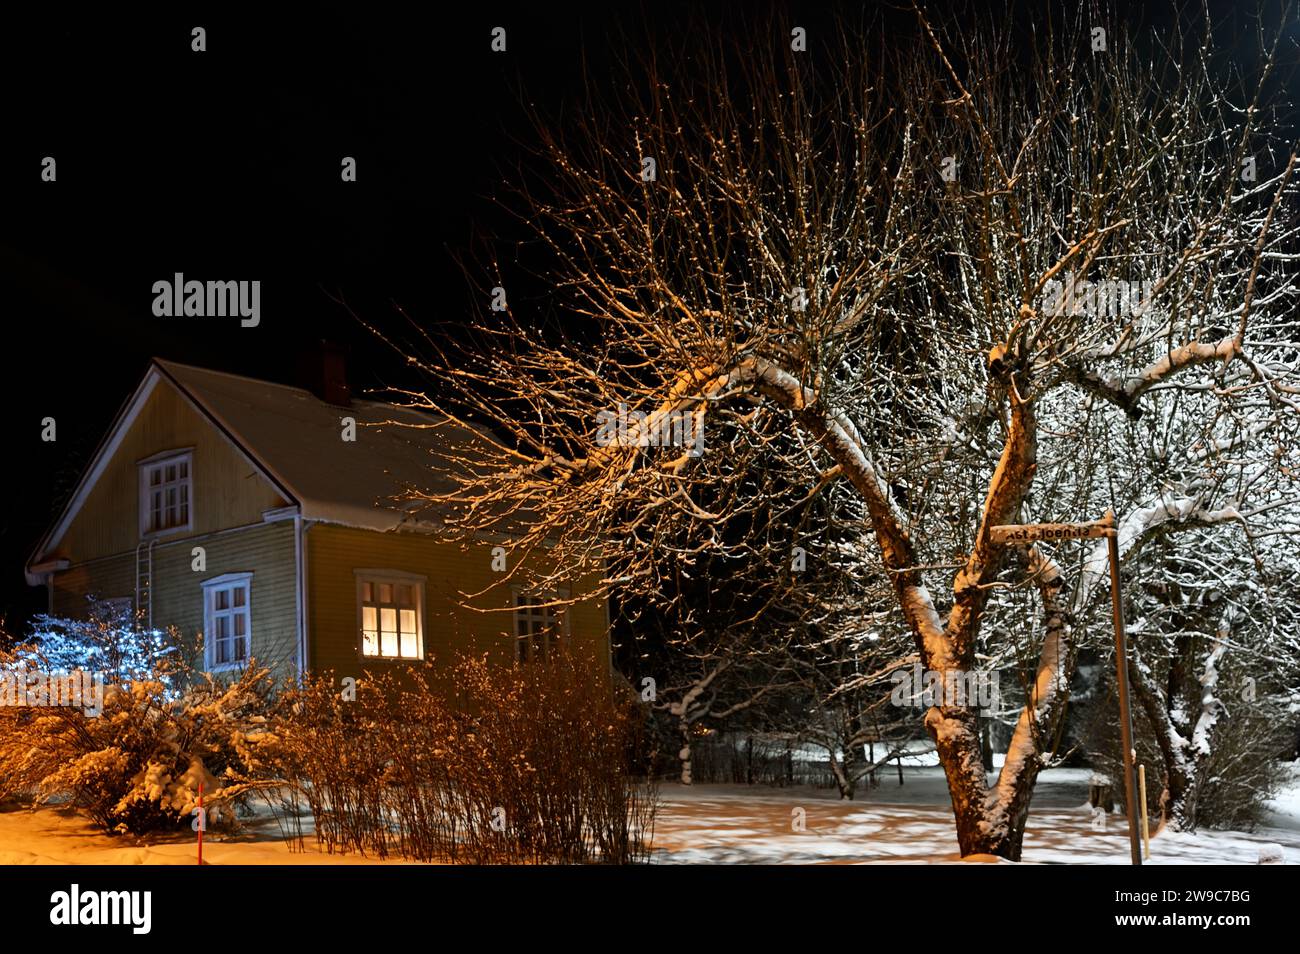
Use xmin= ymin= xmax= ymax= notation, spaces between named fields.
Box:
xmin=988 ymin=515 xmax=1114 ymax=545
xmin=989 ymin=509 xmax=1143 ymax=866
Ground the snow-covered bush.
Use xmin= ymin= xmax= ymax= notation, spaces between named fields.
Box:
xmin=0 ymin=609 xmax=274 ymax=834
xmin=23 ymin=601 xmax=187 ymax=690
xmin=0 ymin=668 xmax=275 ymax=834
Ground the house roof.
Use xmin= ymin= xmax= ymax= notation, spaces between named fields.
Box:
xmin=29 ymin=359 xmax=482 ymax=575
xmin=153 ymin=359 xmax=465 ymax=532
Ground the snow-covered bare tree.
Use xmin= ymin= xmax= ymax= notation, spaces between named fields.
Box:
xmin=785 ymin=616 xmax=924 ymax=800
xmin=1123 ymin=522 xmax=1300 ymax=831
xmin=753 ymin=514 xmax=928 ymax=800
xmin=378 ymin=4 xmax=1299 ymax=858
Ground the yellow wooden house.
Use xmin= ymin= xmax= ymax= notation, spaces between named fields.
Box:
xmin=24 ymin=358 xmax=610 ymax=686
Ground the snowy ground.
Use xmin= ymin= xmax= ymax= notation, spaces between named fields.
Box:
xmin=649 ymin=765 xmax=1300 ymax=864
xmin=1 ymin=764 xmax=1296 ymax=864
xmin=0 ymin=802 xmax=419 ymax=866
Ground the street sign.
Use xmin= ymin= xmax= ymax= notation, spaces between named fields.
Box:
xmin=988 ymin=515 xmax=1114 ymax=545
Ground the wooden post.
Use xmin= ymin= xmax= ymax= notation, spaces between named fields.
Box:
xmin=988 ymin=510 xmax=1141 ymax=865
xmin=1138 ymin=764 xmax=1151 ymax=860
xmin=197 ymin=782 xmax=204 ymax=866
xmin=1107 ymin=516 xmax=1143 ymax=866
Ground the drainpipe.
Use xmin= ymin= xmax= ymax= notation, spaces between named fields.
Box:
xmin=293 ymin=513 xmax=310 ymax=681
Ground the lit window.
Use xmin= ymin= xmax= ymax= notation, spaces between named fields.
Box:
xmin=356 ymin=572 xmax=425 ymax=660
xmin=139 ymin=451 xmax=192 ymax=534
xmin=513 ymin=590 xmax=568 ymax=663
xmin=202 ymin=573 xmax=252 ymax=671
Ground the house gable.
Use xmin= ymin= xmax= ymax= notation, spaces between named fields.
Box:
xmin=40 ymin=369 xmax=293 ymax=566
xmin=25 ymin=358 xmax=609 ymax=689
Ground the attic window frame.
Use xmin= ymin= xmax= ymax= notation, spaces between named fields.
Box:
xmin=355 ymin=569 xmax=427 ymax=662
xmin=138 ymin=448 xmax=194 ymax=537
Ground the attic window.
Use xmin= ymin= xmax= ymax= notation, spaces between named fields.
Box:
xmin=356 ymin=571 xmax=425 ymax=660
xmin=139 ymin=451 xmax=192 ymax=535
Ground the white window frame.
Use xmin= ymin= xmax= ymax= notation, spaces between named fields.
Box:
xmin=355 ymin=569 xmax=426 ymax=661
xmin=512 ymin=587 xmax=570 ymax=664
xmin=138 ymin=449 xmax=194 ymax=537
xmin=202 ymin=572 xmax=253 ymax=672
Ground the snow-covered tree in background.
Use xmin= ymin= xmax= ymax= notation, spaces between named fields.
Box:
xmin=1122 ymin=522 xmax=1300 ymax=831
xmin=760 ymin=518 xmax=928 ymax=800
xmin=382 ymin=4 xmax=1299 ymax=859
xmin=785 ymin=611 xmax=924 ymax=800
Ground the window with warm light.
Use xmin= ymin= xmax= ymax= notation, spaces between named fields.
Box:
xmin=356 ymin=571 xmax=425 ymax=660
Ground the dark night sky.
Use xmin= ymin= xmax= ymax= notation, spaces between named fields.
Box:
xmin=0 ymin=1 xmax=1285 ymax=629
xmin=0 ymin=2 xmax=626 ymax=626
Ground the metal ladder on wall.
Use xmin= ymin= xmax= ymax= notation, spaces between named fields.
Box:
xmin=134 ymin=538 xmax=156 ymax=630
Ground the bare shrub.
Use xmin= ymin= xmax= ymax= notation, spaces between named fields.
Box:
xmin=261 ymin=652 xmax=657 ymax=863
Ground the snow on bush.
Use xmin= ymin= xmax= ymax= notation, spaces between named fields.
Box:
xmin=23 ymin=602 xmax=186 ymax=689
xmin=0 ymin=606 xmax=274 ymax=835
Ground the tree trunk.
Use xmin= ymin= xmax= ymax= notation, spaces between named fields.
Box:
xmin=753 ymin=358 xmax=1051 ymax=858
xmin=925 ymin=704 xmax=1021 ymax=855
xmin=678 ymin=719 xmax=693 ymax=785
xmin=1129 ymin=661 xmax=1193 ymax=826
xmin=929 ymin=602 xmax=1076 ymax=859
xmin=829 ymin=749 xmax=855 ymax=799
xmin=1128 ymin=633 xmax=1226 ymax=833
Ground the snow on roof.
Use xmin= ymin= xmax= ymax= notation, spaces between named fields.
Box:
xmin=155 ymin=359 xmax=468 ymax=532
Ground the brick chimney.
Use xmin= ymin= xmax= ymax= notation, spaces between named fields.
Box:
xmin=298 ymin=340 xmax=351 ymax=406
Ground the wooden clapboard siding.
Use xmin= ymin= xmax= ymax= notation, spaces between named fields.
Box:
xmin=306 ymin=524 xmax=610 ymax=686
xmin=51 ymin=556 xmax=135 ymax=616
xmin=51 ymin=521 xmax=300 ymax=681
xmin=54 ymin=378 xmax=290 ymax=565
xmin=38 ymin=362 xmax=611 ymax=695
